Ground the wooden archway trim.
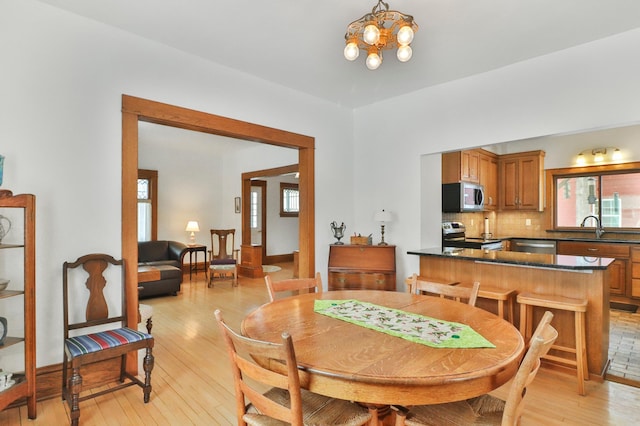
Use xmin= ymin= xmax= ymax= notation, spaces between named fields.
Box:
xmin=121 ymin=95 xmax=315 ymax=331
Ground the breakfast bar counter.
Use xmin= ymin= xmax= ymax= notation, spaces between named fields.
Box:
xmin=408 ymin=247 xmax=615 ymax=379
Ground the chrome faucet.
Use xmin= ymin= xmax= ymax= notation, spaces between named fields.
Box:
xmin=580 ymin=215 xmax=605 ymax=239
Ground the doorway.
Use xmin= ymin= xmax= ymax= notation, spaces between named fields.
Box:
xmin=121 ymin=95 xmax=315 ymax=328
xmin=242 ymin=164 xmax=298 ymax=265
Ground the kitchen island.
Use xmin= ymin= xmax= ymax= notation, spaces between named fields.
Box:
xmin=407 ymin=247 xmax=615 ymax=379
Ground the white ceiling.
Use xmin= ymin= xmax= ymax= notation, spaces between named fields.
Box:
xmin=38 ymin=0 xmax=640 ymax=108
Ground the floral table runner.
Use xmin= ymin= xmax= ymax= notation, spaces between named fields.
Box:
xmin=314 ymin=299 xmax=495 ymax=349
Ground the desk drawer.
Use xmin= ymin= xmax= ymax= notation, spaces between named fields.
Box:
xmin=328 ymin=272 xmax=395 ymax=291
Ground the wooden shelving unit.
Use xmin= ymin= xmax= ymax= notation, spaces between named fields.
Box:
xmin=0 ymin=190 xmax=36 ymax=419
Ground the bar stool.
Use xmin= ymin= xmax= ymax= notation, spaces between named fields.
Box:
xmin=517 ymin=292 xmax=588 ymax=395
xmin=457 ymin=282 xmax=516 ymax=323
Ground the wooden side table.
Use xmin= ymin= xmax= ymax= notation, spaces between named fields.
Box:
xmin=185 ymin=244 xmax=208 ymax=280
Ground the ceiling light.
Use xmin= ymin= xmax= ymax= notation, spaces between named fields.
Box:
xmin=593 ymin=148 xmax=605 ymax=162
xmin=575 ymin=147 xmax=623 ymax=165
xmin=612 ymin=148 xmax=622 ymax=161
xmin=344 ymin=0 xmax=418 ymax=70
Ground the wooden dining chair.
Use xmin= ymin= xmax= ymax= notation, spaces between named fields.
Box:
xmin=62 ymin=254 xmax=154 ymax=426
xmin=265 ymin=272 xmax=323 ymax=302
xmin=394 ymin=311 xmax=557 ymax=426
xmin=209 ymin=229 xmax=239 ymax=287
xmin=214 ymin=309 xmax=371 ymax=426
xmin=406 ymin=273 xmax=479 ymax=307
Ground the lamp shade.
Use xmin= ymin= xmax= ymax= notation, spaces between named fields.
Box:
xmin=185 ymin=221 xmax=200 ymax=232
xmin=374 ymin=210 xmax=392 ymax=223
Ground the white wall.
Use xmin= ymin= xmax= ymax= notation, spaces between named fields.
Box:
xmin=353 ymin=28 xmax=640 ymax=288
xmin=1 ymin=0 xmax=353 ymax=367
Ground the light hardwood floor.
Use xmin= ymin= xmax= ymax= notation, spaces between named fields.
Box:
xmin=2 ymin=264 xmax=640 ymax=425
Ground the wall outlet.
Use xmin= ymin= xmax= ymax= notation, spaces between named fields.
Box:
xmin=525 ymin=218 xmax=532 ymax=226
xmin=470 ymin=219 xmax=474 ymax=226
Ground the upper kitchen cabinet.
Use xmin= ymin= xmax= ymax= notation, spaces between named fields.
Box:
xmin=499 ymin=150 xmax=545 ymax=211
xmin=442 ymin=149 xmax=498 ymax=210
xmin=478 ymin=150 xmax=498 ymax=210
xmin=442 ymin=150 xmax=480 ymax=183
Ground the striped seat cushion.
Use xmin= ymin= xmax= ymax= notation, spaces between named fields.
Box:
xmin=65 ymin=327 xmax=152 ymax=358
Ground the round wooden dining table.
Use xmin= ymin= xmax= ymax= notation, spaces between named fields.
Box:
xmin=242 ymin=290 xmax=525 ymax=409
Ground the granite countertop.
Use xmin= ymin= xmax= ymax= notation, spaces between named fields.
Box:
xmin=407 ymin=247 xmax=616 ymax=271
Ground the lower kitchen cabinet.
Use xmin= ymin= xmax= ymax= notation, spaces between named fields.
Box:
xmin=632 ymin=247 xmax=640 ymax=298
xmin=328 ymin=244 xmax=396 ymax=291
xmin=557 ymin=240 xmax=633 ymax=303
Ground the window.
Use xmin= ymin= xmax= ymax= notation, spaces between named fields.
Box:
xmin=137 ymin=169 xmax=158 ymax=241
xmin=280 ymin=182 xmax=299 ymax=217
xmin=551 ymin=162 xmax=640 ymax=231
xmin=250 ymin=191 xmax=258 ymax=229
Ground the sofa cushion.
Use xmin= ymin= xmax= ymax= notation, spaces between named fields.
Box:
xmin=138 ymin=240 xmax=170 ymax=263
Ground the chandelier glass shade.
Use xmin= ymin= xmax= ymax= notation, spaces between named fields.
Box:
xmin=344 ymin=0 xmax=418 ymax=70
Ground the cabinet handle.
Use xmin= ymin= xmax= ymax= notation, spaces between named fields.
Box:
xmin=338 ymin=278 xmax=346 ymax=284
xmin=587 ymin=248 xmax=599 ymax=252
xmin=375 ymin=279 xmax=386 ymax=284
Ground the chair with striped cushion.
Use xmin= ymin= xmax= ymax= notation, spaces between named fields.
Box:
xmin=209 ymin=229 xmax=239 ymax=287
xmin=62 ymin=254 xmax=154 ymax=426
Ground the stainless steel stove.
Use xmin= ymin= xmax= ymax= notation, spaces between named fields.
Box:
xmin=442 ymin=221 xmax=504 ymax=250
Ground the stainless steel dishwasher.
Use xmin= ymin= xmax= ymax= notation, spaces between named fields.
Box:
xmin=509 ymin=239 xmax=557 ymax=254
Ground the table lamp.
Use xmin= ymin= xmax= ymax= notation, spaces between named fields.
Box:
xmin=185 ymin=221 xmax=200 ymax=244
xmin=373 ymin=209 xmax=392 ymax=245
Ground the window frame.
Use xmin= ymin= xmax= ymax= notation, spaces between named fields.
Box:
xmin=280 ymin=182 xmax=299 ymax=217
xmin=546 ymin=161 xmax=640 ymax=233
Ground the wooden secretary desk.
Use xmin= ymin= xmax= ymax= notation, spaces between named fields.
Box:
xmin=327 ymin=244 xmax=396 ymax=291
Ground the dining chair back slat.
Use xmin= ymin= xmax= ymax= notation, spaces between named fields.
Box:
xmin=265 ymin=272 xmax=323 ymax=302
xmin=406 ymin=273 xmax=479 ymax=307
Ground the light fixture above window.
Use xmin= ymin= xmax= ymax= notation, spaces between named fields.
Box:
xmin=343 ymin=0 xmax=418 ymax=70
xmin=576 ymin=147 xmax=623 ymax=166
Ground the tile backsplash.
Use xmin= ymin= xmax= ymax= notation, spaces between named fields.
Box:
xmin=442 ymin=210 xmax=640 ymax=242
xmin=443 ymin=211 xmax=547 ymax=239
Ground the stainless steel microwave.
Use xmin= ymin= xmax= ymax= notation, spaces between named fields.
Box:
xmin=442 ymin=182 xmax=485 ymax=212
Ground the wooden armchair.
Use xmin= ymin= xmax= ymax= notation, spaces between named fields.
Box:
xmin=394 ymin=311 xmax=557 ymax=426
xmin=406 ymin=273 xmax=479 ymax=306
xmin=62 ymin=254 xmax=154 ymax=426
xmin=208 ymin=229 xmax=239 ymax=287
xmin=214 ymin=309 xmax=371 ymax=426
xmin=264 ymin=272 xmax=323 ymax=302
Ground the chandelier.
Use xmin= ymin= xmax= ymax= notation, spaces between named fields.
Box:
xmin=343 ymin=0 xmax=418 ymax=70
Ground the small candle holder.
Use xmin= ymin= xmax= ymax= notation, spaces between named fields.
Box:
xmin=481 ymin=232 xmax=493 ymax=241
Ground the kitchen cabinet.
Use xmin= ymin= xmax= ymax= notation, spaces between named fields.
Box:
xmin=632 ymin=247 xmax=640 ymax=298
xmin=557 ymin=240 xmax=631 ymax=301
xmin=0 ymin=191 xmax=36 ymax=418
xmin=478 ymin=150 xmax=498 ymax=210
xmin=498 ymin=150 xmax=545 ymax=211
xmin=328 ymin=245 xmax=396 ymax=291
xmin=442 ymin=149 xmax=498 ymax=209
xmin=441 ymin=150 xmax=480 ymax=184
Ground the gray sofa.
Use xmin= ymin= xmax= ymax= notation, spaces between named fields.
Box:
xmin=138 ymin=240 xmax=188 ymax=298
